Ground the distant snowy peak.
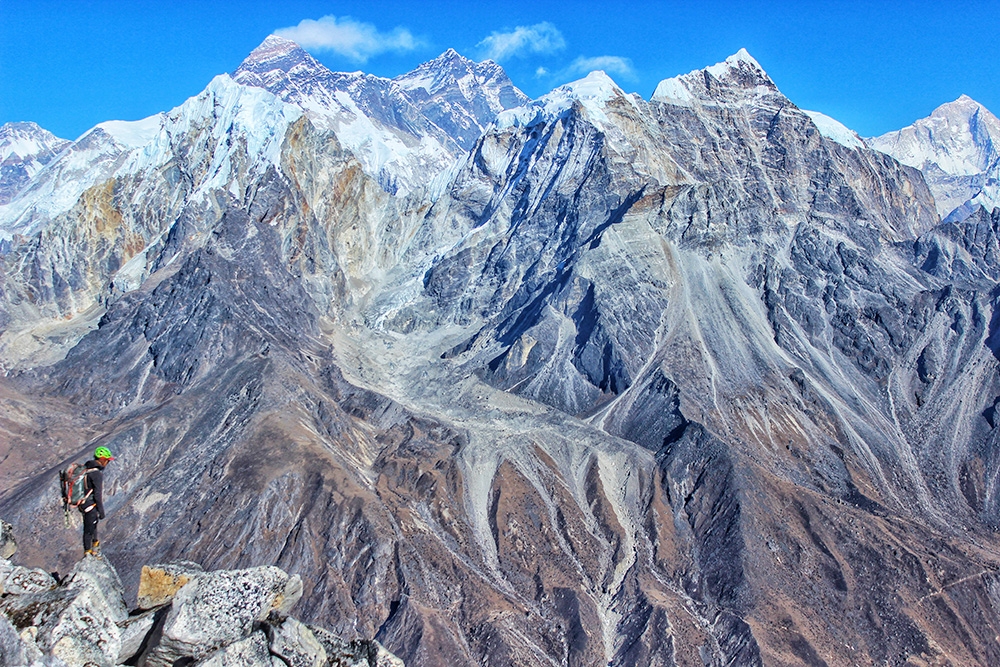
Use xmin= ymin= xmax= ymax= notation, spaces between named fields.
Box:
xmin=394 ymin=49 xmax=530 ymax=150
xmin=0 ymin=75 xmax=302 ymax=240
xmin=232 ymin=37 xmax=531 ymax=194
xmin=0 ymin=122 xmax=69 ymax=164
xmin=497 ymin=70 xmax=633 ymax=130
xmin=652 ymin=48 xmax=778 ymax=107
xmin=868 ymin=95 xmax=1000 ymax=219
xmin=868 ymin=95 xmax=1000 ymax=176
xmin=232 ymin=34 xmax=340 ymax=101
xmin=0 ymin=122 xmax=71 ymax=205
xmin=394 ymin=48 xmax=526 ymax=107
xmin=802 ymin=110 xmax=866 ymax=150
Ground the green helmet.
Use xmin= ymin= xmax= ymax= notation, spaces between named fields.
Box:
xmin=94 ymin=446 xmax=114 ymax=460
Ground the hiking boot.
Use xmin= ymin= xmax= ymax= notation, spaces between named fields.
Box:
xmin=84 ymin=549 xmax=95 ymax=556
xmin=92 ymin=540 xmax=100 ymax=550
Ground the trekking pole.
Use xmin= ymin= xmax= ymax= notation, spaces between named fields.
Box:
xmin=59 ymin=470 xmax=71 ymax=528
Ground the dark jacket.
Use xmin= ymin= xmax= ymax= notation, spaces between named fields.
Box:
xmin=82 ymin=459 xmax=106 ymax=519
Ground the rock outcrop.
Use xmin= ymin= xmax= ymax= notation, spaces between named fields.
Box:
xmin=0 ymin=523 xmax=401 ymax=667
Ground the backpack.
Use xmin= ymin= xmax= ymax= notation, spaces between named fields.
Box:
xmin=59 ymin=463 xmax=92 ymax=508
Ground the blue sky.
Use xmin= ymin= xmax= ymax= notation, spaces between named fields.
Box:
xmin=2 ymin=1 xmax=997 ymax=141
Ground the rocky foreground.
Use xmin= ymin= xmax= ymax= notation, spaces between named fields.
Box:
xmin=0 ymin=519 xmax=401 ymax=667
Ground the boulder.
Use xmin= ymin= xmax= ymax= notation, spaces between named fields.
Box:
xmin=273 ymin=574 xmax=303 ymax=616
xmin=194 ymin=630 xmax=280 ymax=667
xmin=308 ymin=625 xmax=405 ymax=667
xmin=117 ymin=608 xmax=162 ymax=665
xmin=137 ymin=561 xmax=205 ymax=610
xmin=140 ymin=566 xmax=291 ymax=667
xmin=267 ymin=616 xmax=326 ymax=667
xmin=0 ymin=612 xmax=61 ymax=667
xmin=0 ymin=520 xmax=15 ymax=559
xmin=0 ymin=560 xmax=57 ymax=596
xmin=0 ymin=586 xmax=121 ymax=667
xmin=63 ymin=554 xmax=128 ymax=623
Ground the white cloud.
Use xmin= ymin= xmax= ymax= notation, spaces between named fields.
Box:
xmin=275 ymin=16 xmax=419 ymax=63
xmin=535 ymin=67 xmax=550 ymax=78
xmin=477 ymin=22 xmax=566 ymax=62
xmin=566 ymin=56 xmax=636 ymax=80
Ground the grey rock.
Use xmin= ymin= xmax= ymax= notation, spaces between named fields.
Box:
xmin=309 ymin=625 xmax=404 ymax=667
xmin=136 ymin=561 xmax=205 ymax=610
xmin=193 ymin=630 xmax=278 ymax=667
xmin=116 ymin=608 xmax=161 ymax=665
xmin=62 ymin=554 xmax=128 ymax=623
xmin=0 ymin=561 xmax=57 ymax=596
xmin=268 ymin=617 xmax=326 ymax=667
xmin=0 ymin=612 xmax=63 ymax=667
xmin=0 ymin=585 xmax=121 ymax=667
xmin=0 ymin=519 xmax=15 ymax=558
xmin=141 ymin=566 xmax=291 ymax=667
xmin=274 ymin=574 xmax=304 ymax=616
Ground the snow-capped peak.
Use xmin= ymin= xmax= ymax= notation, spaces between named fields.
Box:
xmin=0 ymin=122 xmax=72 ymax=205
xmin=0 ymin=122 xmax=69 ymax=164
xmin=801 ymin=110 xmax=865 ymax=150
xmin=238 ymin=34 xmax=307 ymax=68
xmin=233 ymin=35 xmax=331 ymax=89
xmin=395 ymin=48 xmax=480 ymax=95
xmin=868 ymin=95 xmax=1000 ymax=176
xmin=652 ymin=48 xmax=776 ymax=107
xmin=867 ymin=95 xmax=1000 ymax=219
xmin=705 ymin=48 xmax=766 ymax=79
xmin=497 ymin=70 xmax=627 ymax=129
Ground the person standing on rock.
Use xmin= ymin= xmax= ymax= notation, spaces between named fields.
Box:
xmin=80 ymin=447 xmax=114 ymax=555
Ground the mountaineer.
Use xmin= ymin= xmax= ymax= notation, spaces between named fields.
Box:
xmin=78 ymin=446 xmax=114 ymax=555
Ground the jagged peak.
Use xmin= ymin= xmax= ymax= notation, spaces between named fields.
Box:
xmin=243 ymin=34 xmax=304 ymax=62
xmin=651 ymin=48 xmax=776 ymax=106
xmin=396 ymin=48 xmax=496 ymax=87
xmin=929 ymin=94 xmax=998 ymax=122
xmin=496 ymin=70 xmax=629 ymax=130
xmin=709 ymin=48 xmax=767 ymax=74
xmin=233 ymin=34 xmax=329 ymax=81
xmin=0 ymin=121 xmax=70 ymax=163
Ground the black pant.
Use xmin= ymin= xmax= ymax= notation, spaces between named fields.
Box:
xmin=81 ymin=508 xmax=99 ymax=552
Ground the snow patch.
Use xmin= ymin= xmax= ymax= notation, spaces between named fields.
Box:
xmin=96 ymin=115 xmax=164 ymax=149
xmin=802 ymin=110 xmax=865 ymax=150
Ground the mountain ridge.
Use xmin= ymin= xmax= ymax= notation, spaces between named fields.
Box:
xmin=2 ymin=39 xmax=1000 ymax=666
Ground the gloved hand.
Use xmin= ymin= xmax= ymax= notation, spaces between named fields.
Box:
xmin=99 ymin=513 xmax=105 ymax=520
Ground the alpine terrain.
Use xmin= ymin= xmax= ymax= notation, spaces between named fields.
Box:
xmin=2 ymin=36 xmax=1000 ymax=666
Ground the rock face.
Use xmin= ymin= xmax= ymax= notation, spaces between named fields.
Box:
xmin=2 ymin=37 xmax=1000 ymax=666
xmin=0 ymin=524 xmax=401 ymax=667
xmin=868 ymin=94 xmax=1000 ymax=221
